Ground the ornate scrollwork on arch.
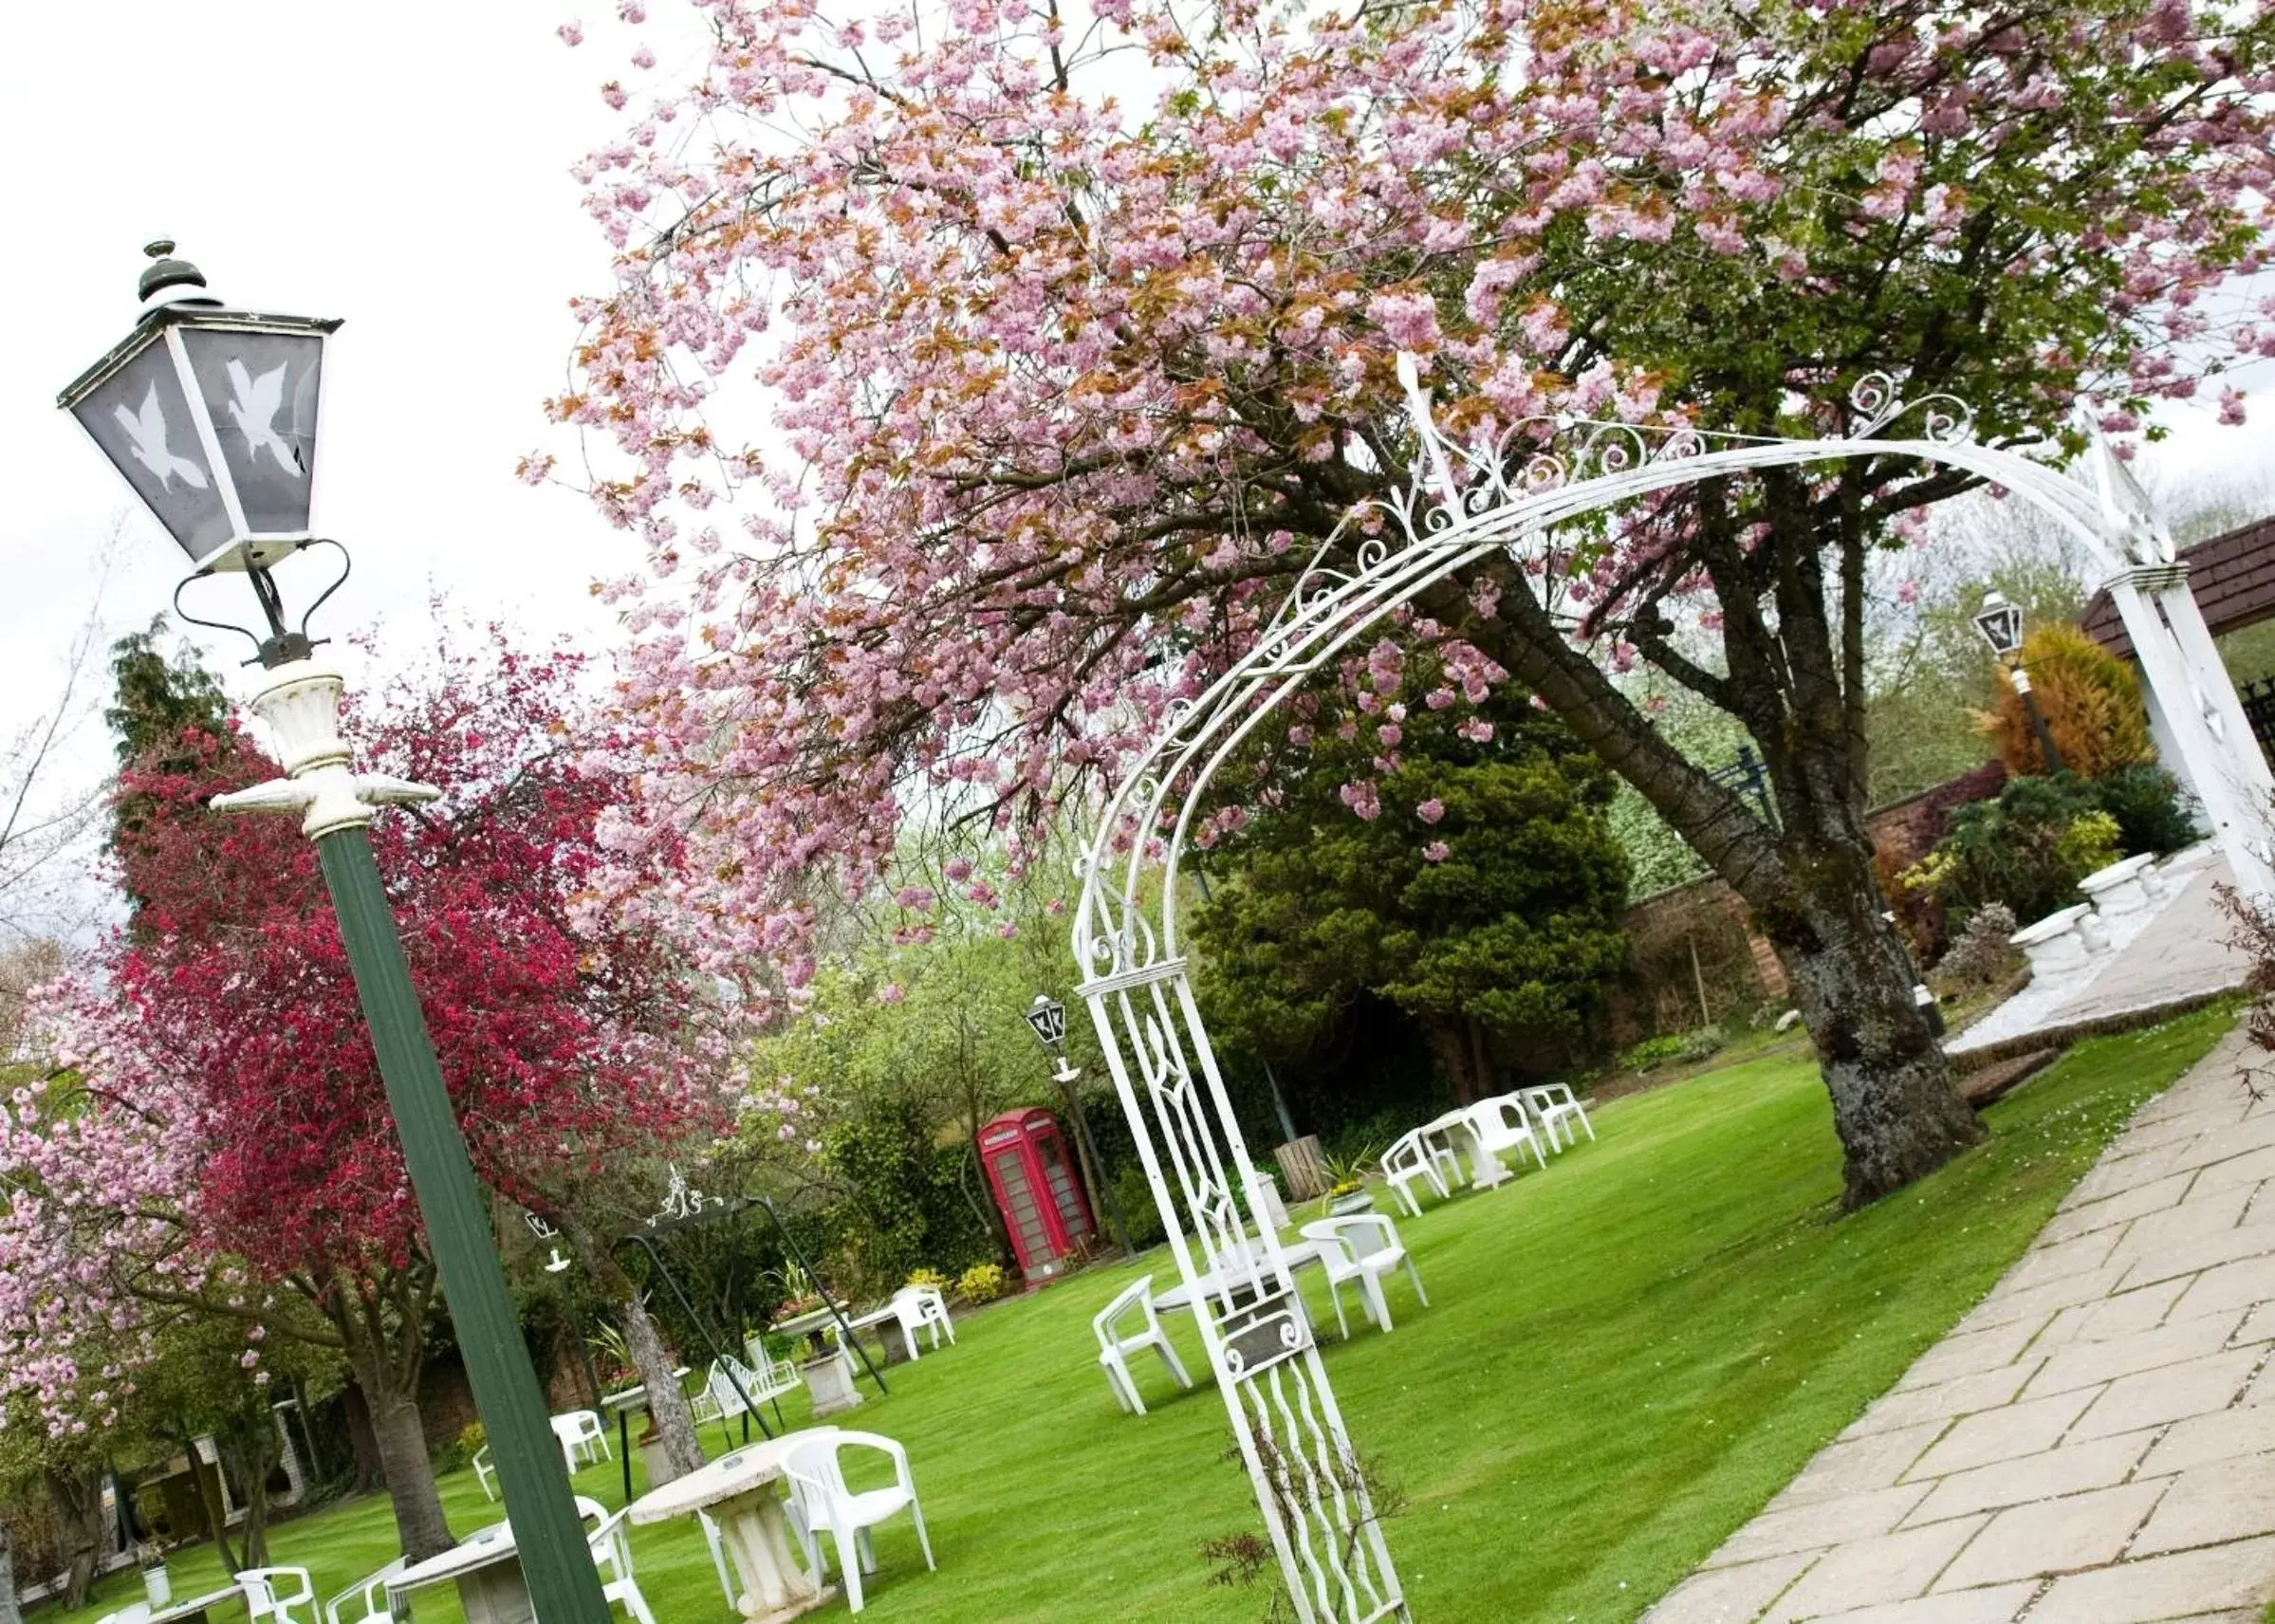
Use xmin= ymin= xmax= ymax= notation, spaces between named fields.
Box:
xmin=1846 ymin=370 xmax=1976 ymax=445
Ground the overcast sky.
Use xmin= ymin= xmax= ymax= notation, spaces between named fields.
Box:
xmin=2 ymin=0 xmax=2270 ymax=919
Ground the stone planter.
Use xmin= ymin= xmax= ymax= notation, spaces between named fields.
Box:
xmin=2010 ymin=903 xmax=2094 ymax=980
xmin=2079 ymin=853 xmax=2157 ymax=919
xmin=143 ymin=1567 xmax=172 ymax=1611
xmin=637 ymin=1433 xmax=672 ymax=1485
xmin=802 ymin=1347 xmax=864 ymax=1417
xmin=1327 ymin=1190 xmax=1377 ymax=1217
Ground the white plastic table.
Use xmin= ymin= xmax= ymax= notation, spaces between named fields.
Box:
xmin=385 ymin=1521 xmax=526 ymax=1624
xmin=842 ymin=1302 xmax=918 ymax=1363
xmin=147 ymin=1584 xmax=243 ymax=1624
xmin=627 ymin=1431 xmax=838 ymax=1624
xmin=1420 ymin=1106 xmax=1508 ymax=1189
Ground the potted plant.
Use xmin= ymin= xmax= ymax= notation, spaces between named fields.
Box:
xmin=139 ymin=1542 xmax=171 ymax=1610
xmin=1318 ymin=1145 xmax=1380 ymax=1216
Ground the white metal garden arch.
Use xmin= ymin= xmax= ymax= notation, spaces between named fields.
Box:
xmin=1068 ymin=359 xmax=2275 ymax=1624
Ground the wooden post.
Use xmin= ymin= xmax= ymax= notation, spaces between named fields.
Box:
xmin=1273 ymin=1136 xmax=1329 ymax=1201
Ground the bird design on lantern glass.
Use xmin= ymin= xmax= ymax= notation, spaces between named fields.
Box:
xmin=114 ymin=384 xmax=209 ymax=490
xmin=225 ymin=358 xmax=304 ymax=477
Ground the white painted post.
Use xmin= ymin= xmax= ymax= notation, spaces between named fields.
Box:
xmin=2102 ymin=565 xmax=2275 ymax=907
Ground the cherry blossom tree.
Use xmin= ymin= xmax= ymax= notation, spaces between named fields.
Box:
xmin=0 ymin=624 xmax=732 ymax=1559
xmin=543 ymin=0 xmax=2272 ymax=1204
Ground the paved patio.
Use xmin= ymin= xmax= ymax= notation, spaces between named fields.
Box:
xmin=1947 ymin=849 xmax=2251 ymax=1059
xmin=1646 ymin=1024 xmax=2275 ymax=1624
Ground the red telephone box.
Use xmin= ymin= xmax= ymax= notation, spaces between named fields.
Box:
xmin=977 ymin=1107 xmax=1097 ymax=1280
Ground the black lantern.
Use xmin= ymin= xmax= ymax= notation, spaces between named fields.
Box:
xmin=1024 ymin=992 xmax=1069 ymax=1055
xmin=1971 ymin=590 xmax=2025 ymax=659
xmin=57 ymin=242 xmax=340 ymax=577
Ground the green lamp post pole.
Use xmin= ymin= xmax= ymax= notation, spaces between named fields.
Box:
xmin=213 ymin=666 xmax=613 ymax=1624
xmin=57 ymin=247 xmax=612 ymax=1624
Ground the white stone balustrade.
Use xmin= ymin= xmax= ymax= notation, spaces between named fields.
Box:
xmin=2079 ymin=852 xmax=2158 ymax=918
xmin=2009 ymin=902 xmax=2095 ymax=980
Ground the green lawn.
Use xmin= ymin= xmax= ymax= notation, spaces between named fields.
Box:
xmin=47 ymin=1006 xmax=2235 ymax=1624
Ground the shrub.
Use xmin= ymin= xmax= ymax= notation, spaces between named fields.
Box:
xmin=1932 ymin=902 xmax=2022 ymax=991
xmin=2053 ymin=809 xmax=2122 ymax=878
xmin=2091 ymin=764 xmax=2198 ymax=856
xmin=435 ymin=1419 xmax=486 ymax=1474
xmin=1620 ymin=1033 xmax=1688 ymax=1073
xmin=956 ymin=1261 xmax=1010 ymax=1303
xmin=1111 ymin=1161 xmax=1168 ymax=1249
xmin=1620 ymin=1024 xmax=1726 ymax=1074
xmin=1905 ymin=773 xmax=2120 ymax=928
xmin=904 ymin=1267 xmax=950 ymax=1293
xmin=1985 ymin=624 xmax=2153 ymax=779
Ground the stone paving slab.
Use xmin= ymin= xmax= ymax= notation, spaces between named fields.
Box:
xmin=1643 ymin=1026 xmax=2275 ymax=1624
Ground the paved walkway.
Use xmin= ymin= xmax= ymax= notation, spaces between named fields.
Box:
xmin=1647 ymin=1025 xmax=2275 ymax=1624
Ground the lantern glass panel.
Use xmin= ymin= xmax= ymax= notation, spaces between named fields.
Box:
xmin=1025 ymin=998 xmax=1067 ymax=1048
xmin=1973 ymin=601 xmax=2023 ymax=657
xmin=176 ymin=327 xmax=325 ymax=536
xmin=68 ymin=338 xmax=230 ymax=564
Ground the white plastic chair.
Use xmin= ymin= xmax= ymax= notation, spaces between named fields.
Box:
xmin=472 ymin=1443 xmax=498 ymax=1501
xmin=551 ymin=1409 xmax=613 ymax=1472
xmin=1380 ymin=1131 xmax=1452 ymax=1218
xmin=1465 ymin=1096 xmax=1549 ymax=1175
xmin=1093 ymin=1274 xmax=1193 ymax=1415
xmin=323 ymin=1559 xmax=406 ymax=1624
xmin=891 ymin=1285 xmax=956 ymax=1353
xmin=1522 ymin=1084 xmax=1595 ymax=1150
xmin=697 ymin=1507 xmax=737 ymax=1608
xmin=782 ymin=1431 xmax=935 ymax=1615
xmin=1301 ymin=1214 xmax=1429 ymax=1338
xmin=95 ymin=1606 xmax=153 ymax=1624
xmin=237 ymin=1569 xmax=317 ymax=1624
xmin=575 ymin=1496 xmax=659 ymax=1624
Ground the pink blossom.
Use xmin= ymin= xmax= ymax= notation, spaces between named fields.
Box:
xmin=1415 ymin=799 xmax=1445 ymax=825
xmin=557 ymin=19 xmax=583 ymax=45
xmin=1422 ymin=841 xmax=1451 ymax=863
xmin=1368 ymin=288 xmax=1444 ymax=354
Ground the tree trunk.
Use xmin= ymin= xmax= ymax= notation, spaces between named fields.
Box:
xmin=183 ymin=1445 xmax=241 ymax=1576
xmin=619 ymin=1287 xmax=707 ymax=1482
xmin=341 ymin=1382 xmax=381 ymax=1495
xmin=339 ymin=1318 xmax=453 ymax=1562
xmin=560 ymin=1218 xmax=707 ymax=1483
xmin=0 ymin=1520 xmax=22 ymax=1624
xmin=1466 ymin=1017 xmax=1496 ymax=1099
xmin=46 ymin=1468 xmax=103 ymax=1610
xmin=216 ymin=1421 xmax=280 ymax=1570
xmin=1437 ymin=557 xmax=1983 ymax=1207
xmin=1759 ymin=821 xmax=1985 ymax=1206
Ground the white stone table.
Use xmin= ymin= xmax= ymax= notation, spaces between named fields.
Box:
xmin=628 ymin=1431 xmax=839 ymax=1624
xmin=1153 ymin=1239 xmax=1326 ymax=1314
xmin=385 ymin=1521 xmax=526 ymax=1624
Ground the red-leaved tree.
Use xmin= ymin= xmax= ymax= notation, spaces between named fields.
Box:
xmin=1 ymin=624 xmax=732 ymax=1559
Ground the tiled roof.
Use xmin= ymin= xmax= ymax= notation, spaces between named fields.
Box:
xmin=2080 ymin=515 xmax=2275 ymax=658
